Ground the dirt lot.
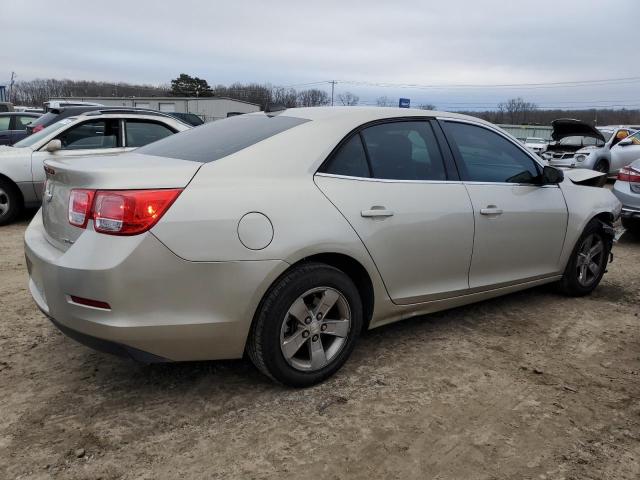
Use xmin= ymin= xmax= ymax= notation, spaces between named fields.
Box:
xmin=1 ymin=213 xmax=639 ymax=480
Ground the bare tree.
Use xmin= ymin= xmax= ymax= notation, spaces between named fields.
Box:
xmin=271 ymin=87 xmax=298 ymax=108
xmin=338 ymin=91 xmax=359 ymax=106
xmin=376 ymin=96 xmax=393 ymax=107
xmin=497 ymin=97 xmax=538 ymax=124
xmin=297 ymin=89 xmax=330 ymax=107
xmin=417 ymin=103 xmax=437 ymax=110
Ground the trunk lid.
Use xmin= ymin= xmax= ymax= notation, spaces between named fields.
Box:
xmin=42 ymin=153 xmax=201 ymax=251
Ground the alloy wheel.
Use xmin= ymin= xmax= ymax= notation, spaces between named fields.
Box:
xmin=280 ymin=287 xmax=351 ymax=372
xmin=576 ymin=233 xmax=604 ymax=287
xmin=0 ymin=188 xmax=9 ymax=218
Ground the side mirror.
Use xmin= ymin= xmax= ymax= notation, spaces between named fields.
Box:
xmin=541 ymin=165 xmax=564 ymax=185
xmin=44 ymin=139 xmax=61 ymax=152
xmin=618 ymin=138 xmax=633 ymax=147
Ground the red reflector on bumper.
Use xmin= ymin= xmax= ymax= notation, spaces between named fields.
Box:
xmin=69 ymin=295 xmax=111 ymax=310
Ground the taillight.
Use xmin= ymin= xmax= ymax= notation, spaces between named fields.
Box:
xmin=68 ymin=189 xmax=95 ymax=228
xmin=32 ymin=124 xmax=44 ymax=133
xmin=617 ymin=165 xmax=640 ymax=183
xmin=68 ymin=188 xmax=182 ymax=235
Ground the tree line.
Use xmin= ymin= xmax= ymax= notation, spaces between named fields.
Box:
xmin=9 ymin=77 xmax=640 ymax=126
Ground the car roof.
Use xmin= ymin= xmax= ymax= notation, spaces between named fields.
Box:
xmin=0 ymin=111 xmax=40 ymax=116
xmin=256 ymin=106 xmax=498 ymax=130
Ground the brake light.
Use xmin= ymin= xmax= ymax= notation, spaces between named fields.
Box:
xmin=68 ymin=189 xmax=95 ymax=228
xmin=68 ymin=188 xmax=182 ymax=235
xmin=32 ymin=124 xmax=44 ymax=133
xmin=617 ymin=165 xmax=640 ymax=183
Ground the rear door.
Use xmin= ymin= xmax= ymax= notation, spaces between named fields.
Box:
xmin=31 ymin=118 xmax=126 ymax=198
xmin=441 ymin=120 xmax=568 ymax=289
xmin=315 ymin=119 xmax=474 ymax=304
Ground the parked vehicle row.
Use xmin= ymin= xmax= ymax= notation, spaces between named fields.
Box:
xmin=544 ymin=119 xmax=639 ymax=175
xmin=23 ymin=107 xmax=621 ymax=387
xmin=0 ymin=107 xmax=190 ymax=225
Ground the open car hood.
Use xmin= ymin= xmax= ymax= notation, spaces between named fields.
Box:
xmin=551 ymin=119 xmax=605 ymax=142
xmin=562 ymin=168 xmax=607 ymax=187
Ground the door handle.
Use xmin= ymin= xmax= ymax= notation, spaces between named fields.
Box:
xmin=480 ymin=206 xmax=503 ymax=215
xmin=361 ymin=207 xmax=394 ymax=218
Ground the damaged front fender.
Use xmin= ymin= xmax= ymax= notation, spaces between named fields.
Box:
xmin=562 ymin=169 xmax=608 ymax=187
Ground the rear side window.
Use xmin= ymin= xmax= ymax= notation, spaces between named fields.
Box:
xmin=322 ymin=135 xmax=370 ymax=177
xmin=137 ymin=114 xmax=310 ymax=162
xmin=0 ymin=117 xmax=9 ymax=131
xmin=444 ymin=122 xmax=540 ymax=184
xmin=125 ymin=120 xmax=175 ymax=148
xmin=361 ymin=121 xmax=446 ymax=181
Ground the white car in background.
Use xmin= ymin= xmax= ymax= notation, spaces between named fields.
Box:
xmin=524 ymin=137 xmax=548 ymax=155
xmin=0 ymin=108 xmax=190 ymax=225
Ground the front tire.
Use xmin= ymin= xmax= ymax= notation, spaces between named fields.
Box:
xmin=557 ymin=219 xmax=611 ymax=296
xmin=248 ymin=263 xmax=362 ymax=387
xmin=0 ymin=178 xmax=22 ymax=226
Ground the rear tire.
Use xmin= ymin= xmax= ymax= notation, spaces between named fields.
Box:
xmin=0 ymin=178 xmax=22 ymax=226
xmin=247 ymin=263 xmax=362 ymax=387
xmin=557 ymin=219 xmax=611 ymax=297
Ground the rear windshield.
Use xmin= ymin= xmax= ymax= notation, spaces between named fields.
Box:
xmin=28 ymin=111 xmax=60 ymax=127
xmin=137 ymin=114 xmax=309 ymax=162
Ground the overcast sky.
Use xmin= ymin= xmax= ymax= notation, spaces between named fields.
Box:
xmin=3 ymin=0 xmax=638 ymax=110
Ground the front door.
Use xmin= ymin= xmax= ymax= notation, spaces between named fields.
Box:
xmin=441 ymin=120 xmax=568 ymax=289
xmin=315 ymin=119 xmax=475 ymax=304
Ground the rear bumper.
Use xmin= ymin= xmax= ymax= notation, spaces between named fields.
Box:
xmin=24 ymin=210 xmax=289 ymax=361
xmin=612 ymin=181 xmax=640 ymax=218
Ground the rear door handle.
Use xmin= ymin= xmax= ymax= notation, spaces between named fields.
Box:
xmin=361 ymin=207 xmax=394 ymax=218
xmin=480 ymin=206 xmax=503 ymax=215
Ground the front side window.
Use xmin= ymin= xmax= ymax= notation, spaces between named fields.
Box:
xmin=444 ymin=122 xmax=541 ymax=184
xmin=56 ymin=119 xmax=120 ymax=150
xmin=361 ymin=121 xmax=446 ymax=181
xmin=627 ymin=131 xmax=640 ymax=145
xmin=0 ymin=117 xmax=9 ymax=131
xmin=125 ymin=120 xmax=175 ymax=148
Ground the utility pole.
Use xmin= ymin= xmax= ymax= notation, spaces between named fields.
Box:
xmin=9 ymin=71 xmax=15 ymax=103
xmin=330 ymin=80 xmax=336 ymax=106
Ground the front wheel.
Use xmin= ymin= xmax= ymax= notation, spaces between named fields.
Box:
xmin=0 ymin=179 xmax=22 ymax=226
xmin=557 ymin=219 xmax=611 ymax=296
xmin=248 ymin=263 xmax=362 ymax=387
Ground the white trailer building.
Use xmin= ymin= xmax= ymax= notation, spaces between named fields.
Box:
xmin=49 ymin=96 xmax=260 ymax=122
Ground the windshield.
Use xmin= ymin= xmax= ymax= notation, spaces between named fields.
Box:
xmin=13 ymin=118 xmax=76 ymax=148
xmin=596 ymin=129 xmax=614 ymax=142
xmin=526 ymin=138 xmax=545 ymax=144
xmin=558 ymin=136 xmax=601 ymax=147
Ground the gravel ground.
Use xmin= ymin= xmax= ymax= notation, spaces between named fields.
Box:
xmin=1 ymin=212 xmax=639 ymax=480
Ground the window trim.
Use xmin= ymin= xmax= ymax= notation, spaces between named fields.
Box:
xmin=122 ymin=118 xmax=178 ymax=148
xmin=438 ymin=118 xmax=549 ymax=186
xmin=317 ymin=116 xmax=457 ymax=182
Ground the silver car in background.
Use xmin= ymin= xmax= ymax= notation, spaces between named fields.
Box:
xmin=545 ymin=119 xmax=637 ymax=174
xmin=613 ymin=159 xmax=640 ymax=235
xmin=24 ymin=107 xmax=621 ymax=387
